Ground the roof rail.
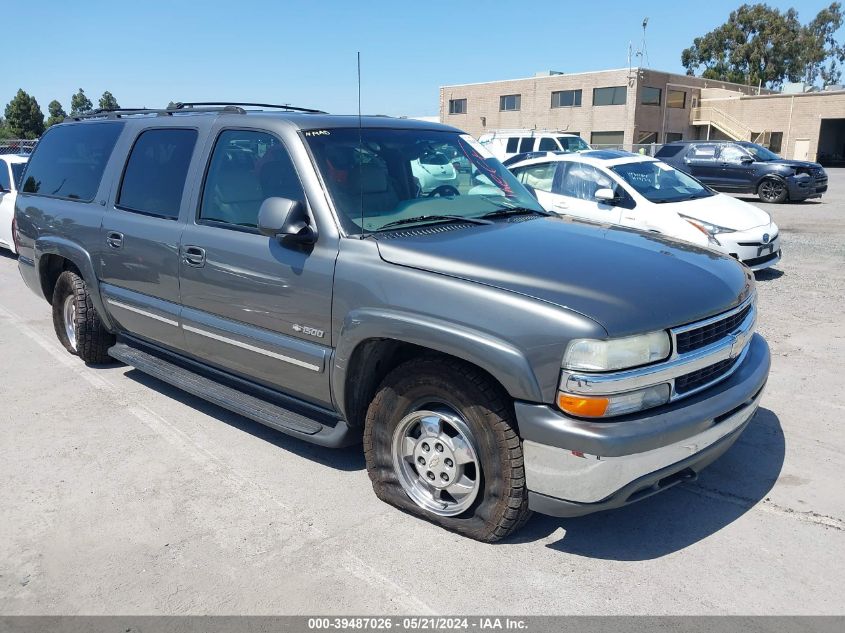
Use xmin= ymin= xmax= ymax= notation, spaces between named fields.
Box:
xmin=171 ymin=102 xmax=326 ymax=114
xmin=72 ymin=105 xmax=246 ymax=120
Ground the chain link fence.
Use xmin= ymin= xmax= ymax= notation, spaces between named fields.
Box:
xmin=0 ymin=139 xmax=37 ymax=155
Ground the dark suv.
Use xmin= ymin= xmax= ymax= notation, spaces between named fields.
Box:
xmin=655 ymin=140 xmax=827 ymax=203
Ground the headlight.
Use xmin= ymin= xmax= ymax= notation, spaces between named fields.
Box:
xmin=558 ymin=384 xmax=671 ymax=418
xmin=563 ymin=330 xmax=671 ymax=371
xmin=680 ymin=215 xmax=733 ymax=246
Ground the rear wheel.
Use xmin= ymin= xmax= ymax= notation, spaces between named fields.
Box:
xmin=51 ymin=270 xmax=114 ymax=363
xmin=757 ymin=178 xmax=788 ymax=203
xmin=363 ymin=357 xmax=531 ymax=542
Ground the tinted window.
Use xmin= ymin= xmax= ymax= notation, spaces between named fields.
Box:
xmin=655 ymin=144 xmax=684 ymax=157
xmin=664 ymin=132 xmax=683 ymax=143
xmin=506 ymin=138 xmax=519 ymax=153
xmin=500 ymin=94 xmax=521 ymax=111
xmin=593 ymin=86 xmax=626 ymax=106
xmin=448 ymin=99 xmax=467 ymax=114
xmin=21 ymin=123 xmax=123 ymax=201
xmin=590 ymin=131 xmax=624 ymax=147
xmin=538 ymin=137 xmax=558 ymax=151
xmin=641 ymin=87 xmax=661 ymax=106
xmin=200 ymin=130 xmax=303 ymax=229
xmin=118 ymin=129 xmax=197 ymax=219
xmin=667 ymin=90 xmax=686 ymax=109
xmin=0 ymin=161 xmax=10 ymax=191
xmin=551 ymin=89 xmax=581 ymax=108
xmin=558 ymin=137 xmax=589 ymax=152
xmin=519 ymin=137 xmax=535 ymax=152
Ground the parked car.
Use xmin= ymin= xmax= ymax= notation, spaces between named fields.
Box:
xmin=508 ymin=150 xmax=782 ymax=271
xmin=410 ymin=148 xmax=459 ymax=195
xmin=0 ymin=154 xmax=28 ymax=254
xmin=478 ymin=129 xmax=590 ymax=162
xmin=655 ymin=140 xmax=827 ymax=203
xmin=15 ymin=105 xmax=769 ymax=541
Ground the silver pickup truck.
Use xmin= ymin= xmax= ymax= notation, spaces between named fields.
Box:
xmin=14 ymin=104 xmax=770 ymax=541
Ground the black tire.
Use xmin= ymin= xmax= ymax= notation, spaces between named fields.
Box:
xmin=51 ymin=270 xmax=114 ymax=363
xmin=363 ymin=356 xmax=531 ymax=542
xmin=757 ymin=178 xmax=788 ymax=203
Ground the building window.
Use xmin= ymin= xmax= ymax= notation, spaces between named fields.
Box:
xmin=641 ymin=87 xmax=662 ymax=106
xmin=667 ymin=89 xmax=687 ymax=109
xmin=448 ymin=99 xmax=467 ymax=115
xmin=591 ymin=131 xmax=625 ymax=147
xmin=637 ymin=131 xmax=658 ymax=145
xmin=551 ymin=89 xmax=582 ymax=108
xmin=769 ymin=132 xmax=783 ymax=154
xmin=499 ymin=94 xmax=521 ymax=111
xmin=593 ymin=86 xmax=627 ymax=106
xmin=664 ymin=132 xmax=683 ymax=143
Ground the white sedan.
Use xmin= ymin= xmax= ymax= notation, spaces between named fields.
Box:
xmin=411 ymin=151 xmax=459 ymax=196
xmin=508 ymin=150 xmax=781 ymax=271
xmin=0 ymin=154 xmax=28 ymax=254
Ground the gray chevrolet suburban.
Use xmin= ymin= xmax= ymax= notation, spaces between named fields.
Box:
xmin=14 ymin=103 xmax=770 ymax=541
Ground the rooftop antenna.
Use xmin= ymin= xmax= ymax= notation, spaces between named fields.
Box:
xmin=640 ymin=17 xmax=650 ymax=69
xmin=357 ymin=51 xmax=365 ymax=237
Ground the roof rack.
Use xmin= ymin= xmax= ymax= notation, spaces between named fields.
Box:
xmin=72 ymin=101 xmax=326 ymax=121
xmin=171 ymin=102 xmax=326 ymax=114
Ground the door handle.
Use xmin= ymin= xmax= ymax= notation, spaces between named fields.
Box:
xmin=106 ymin=231 xmax=123 ymax=249
xmin=182 ymin=245 xmax=206 ymax=267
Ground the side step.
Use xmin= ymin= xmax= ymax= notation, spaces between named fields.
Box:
xmin=108 ymin=342 xmax=359 ymax=448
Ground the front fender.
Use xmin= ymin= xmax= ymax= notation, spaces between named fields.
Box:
xmin=331 ymin=308 xmax=545 ymax=418
xmin=35 ymin=236 xmax=116 ymax=331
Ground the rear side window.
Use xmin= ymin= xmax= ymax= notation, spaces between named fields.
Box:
xmin=0 ymin=160 xmax=10 ymax=191
xmin=655 ymin=144 xmax=684 ymax=158
xmin=199 ymin=130 xmax=303 ymax=229
xmin=518 ymin=137 xmax=534 ymax=153
xmin=21 ymin=123 xmax=123 ymax=201
xmin=118 ymin=129 xmax=198 ymax=219
xmin=505 ymin=138 xmax=519 ymax=153
xmin=538 ymin=137 xmax=558 ymax=151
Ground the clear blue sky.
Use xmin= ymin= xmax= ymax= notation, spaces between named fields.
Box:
xmin=3 ymin=0 xmax=842 ymax=117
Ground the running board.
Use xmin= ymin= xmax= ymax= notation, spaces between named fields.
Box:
xmin=108 ymin=342 xmax=359 ymax=448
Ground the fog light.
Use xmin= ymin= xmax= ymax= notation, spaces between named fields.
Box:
xmin=558 ymin=384 xmax=671 ymax=418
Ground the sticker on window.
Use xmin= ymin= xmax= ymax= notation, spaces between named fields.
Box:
xmin=304 ymin=130 xmax=331 ymax=137
xmin=459 ymin=134 xmax=494 ymax=159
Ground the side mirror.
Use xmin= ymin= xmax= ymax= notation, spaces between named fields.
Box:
xmin=740 ymin=156 xmax=754 ymax=164
xmin=594 ymin=188 xmax=617 ymax=204
xmin=257 ymin=197 xmax=317 ymax=245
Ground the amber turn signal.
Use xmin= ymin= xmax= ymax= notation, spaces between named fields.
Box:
xmin=557 ymin=393 xmax=610 ymax=417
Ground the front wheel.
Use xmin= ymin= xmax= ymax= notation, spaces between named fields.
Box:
xmin=363 ymin=357 xmax=531 ymax=542
xmin=757 ymin=178 xmax=788 ymax=203
xmin=51 ymin=270 xmax=114 ymax=363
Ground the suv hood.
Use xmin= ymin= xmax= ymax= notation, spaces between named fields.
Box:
xmin=675 ymin=193 xmax=771 ymax=231
xmin=771 ymin=159 xmax=822 ymax=170
xmin=375 ymin=216 xmax=752 ymax=337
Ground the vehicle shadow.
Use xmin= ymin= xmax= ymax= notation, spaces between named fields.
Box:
xmin=755 ymin=268 xmax=784 ymax=281
xmin=122 ymin=368 xmax=366 ymax=472
xmin=0 ymin=249 xmax=18 ymax=260
xmin=508 ymin=407 xmax=784 ymax=560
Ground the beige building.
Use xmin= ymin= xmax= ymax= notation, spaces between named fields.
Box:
xmin=440 ymin=68 xmax=845 ymax=163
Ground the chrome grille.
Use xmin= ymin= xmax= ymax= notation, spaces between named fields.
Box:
xmin=676 ymin=304 xmax=752 ymax=355
xmin=675 ymin=357 xmax=740 ymax=394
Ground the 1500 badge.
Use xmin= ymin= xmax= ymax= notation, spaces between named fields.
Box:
xmin=293 ymin=324 xmax=325 ymax=338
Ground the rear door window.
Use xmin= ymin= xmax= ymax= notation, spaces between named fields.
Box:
xmin=538 ymin=137 xmax=558 ymax=151
xmin=20 ymin=122 xmax=123 ymax=201
xmin=117 ymin=128 xmax=198 ymax=219
xmin=512 ymin=162 xmax=557 ymax=192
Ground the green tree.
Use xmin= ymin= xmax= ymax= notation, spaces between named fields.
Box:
xmin=4 ymin=89 xmax=45 ymax=139
xmin=46 ymin=100 xmax=67 ymax=127
xmin=0 ymin=117 xmax=11 ymax=140
xmin=98 ymin=90 xmax=120 ymax=111
xmin=682 ymin=3 xmax=845 ymax=88
xmin=70 ymin=88 xmax=93 ymax=116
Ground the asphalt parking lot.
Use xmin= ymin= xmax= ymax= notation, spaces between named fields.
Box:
xmin=1 ymin=172 xmax=843 ymax=615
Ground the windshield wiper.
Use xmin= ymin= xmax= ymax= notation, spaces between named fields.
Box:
xmin=377 ymin=214 xmax=492 ymax=231
xmin=479 ymin=207 xmax=545 ymax=219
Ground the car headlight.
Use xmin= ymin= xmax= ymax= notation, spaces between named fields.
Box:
xmin=562 ymin=330 xmax=671 ymax=371
xmin=680 ymin=215 xmax=733 ymax=246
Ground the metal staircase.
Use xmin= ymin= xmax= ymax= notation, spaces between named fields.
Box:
xmin=691 ymin=106 xmax=771 ymax=145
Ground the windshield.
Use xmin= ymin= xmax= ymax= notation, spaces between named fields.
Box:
xmin=558 ymin=137 xmax=590 ymax=152
xmin=611 ymin=160 xmax=714 ymax=203
xmin=743 ymin=144 xmax=780 ymax=161
xmin=11 ymin=163 xmax=26 ymax=189
xmin=304 ymin=128 xmax=543 ymax=233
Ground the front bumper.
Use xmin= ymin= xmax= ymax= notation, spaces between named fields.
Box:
xmin=787 ymin=173 xmax=827 ymax=200
xmin=717 ymin=224 xmax=781 ymax=271
xmin=517 ymin=333 xmax=770 ymax=516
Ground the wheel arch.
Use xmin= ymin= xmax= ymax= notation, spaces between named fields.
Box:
xmin=333 ymin=309 xmax=545 ymax=428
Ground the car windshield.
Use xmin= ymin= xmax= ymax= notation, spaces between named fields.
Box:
xmin=558 ymin=137 xmax=590 ymax=152
xmin=304 ymin=128 xmax=543 ymax=233
xmin=11 ymin=163 xmax=26 ymax=189
xmin=611 ymin=160 xmax=714 ymax=203
xmin=743 ymin=144 xmax=781 ymax=161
